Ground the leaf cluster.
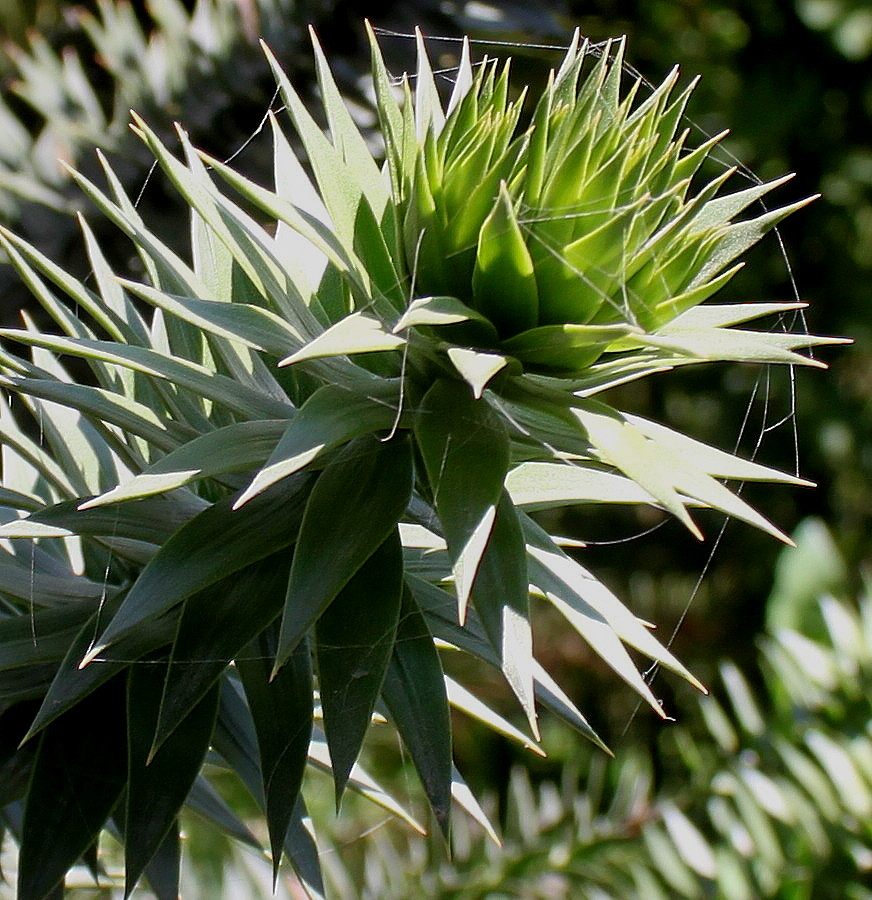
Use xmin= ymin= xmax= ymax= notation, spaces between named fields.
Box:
xmin=0 ymin=27 xmax=839 ymax=898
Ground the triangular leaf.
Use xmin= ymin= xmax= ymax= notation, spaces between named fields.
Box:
xmin=414 ymin=378 xmax=510 ymax=620
xmin=82 ymin=473 xmax=313 ymax=663
xmin=470 ymin=491 xmax=537 ymax=736
xmin=275 ymin=435 xmax=412 ymax=674
xmin=124 ymin=670 xmax=219 ymax=897
xmin=279 ymin=313 xmax=405 ymax=366
xmin=150 ymin=553 xmax=294 ymax=754
xmin=81 ymin=420 xmax=290 ymax=508
xmin=237 ymin=627 xmax=313 ymax=882
xmin=381 ymin=588 xmax=452 ymax=838
xmin=18 ymin=677 xmax=128 ymax=900
xmin=234 ymin=381 xmax=401 ymax=508
xmin=317 ymin=529 xmax=403 ymax=807
xmin=446 ymin=348 xmax=508 ymax=399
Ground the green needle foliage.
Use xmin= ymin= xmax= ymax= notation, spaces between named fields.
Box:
xmin=0 ymin=26 xmax=840 ymax=898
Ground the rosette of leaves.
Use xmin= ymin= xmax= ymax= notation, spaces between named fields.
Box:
xmin=0 ymin=26 xmax=841 ymax=899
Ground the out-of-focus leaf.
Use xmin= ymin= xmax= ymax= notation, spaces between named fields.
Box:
xmin=317 ymin=529 xmax=403 ymax=806
xmin=275 ymin=435 xmax=412 ymax=673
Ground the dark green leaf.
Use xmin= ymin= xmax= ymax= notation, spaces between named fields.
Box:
xmin=150 ymin=552 xmax=293 ymax=753
xmin=381 ymin=589 xmax=452 ymax=838
xmin=211 ymin=679 xmax=324 ymax=897
xmin=276 ymin=434 xmax=413 ymax=672
xmin=83 ymin=472 xmax=314 ymax=663
xmin=124 ymin=665 xmax=219 ymax=897
xmin=414 ymin=378 xmax=509 ymax=618
xmin=143 ymin=825 xmax=181 ymax=900
xmin=19 ymin=676 xmax=128 ymax=900
xmin=238 ymin=627 xmax=313 ymax=882
xmin=235 ymin=381 xmax=401 ymax=507
xmin=470 ymin=491 xmax=536 ymax=735
xmin=0 ymin=703 xmax=39 ymax=807
xmin=317 ymin=529 xmax=403 ymax=806
xmin=82 ymin=419 xmax=291 ymax=508
xmin=22 ymin=596 xmax=177 ymax=742
xmin=185 ymin=776 xmax=260 ymax=850
xmin=0 ymin=493 xmax=205 ymax=544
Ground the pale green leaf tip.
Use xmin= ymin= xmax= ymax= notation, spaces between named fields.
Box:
xmin=681 ymin=514 xmax=704 ymax=541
